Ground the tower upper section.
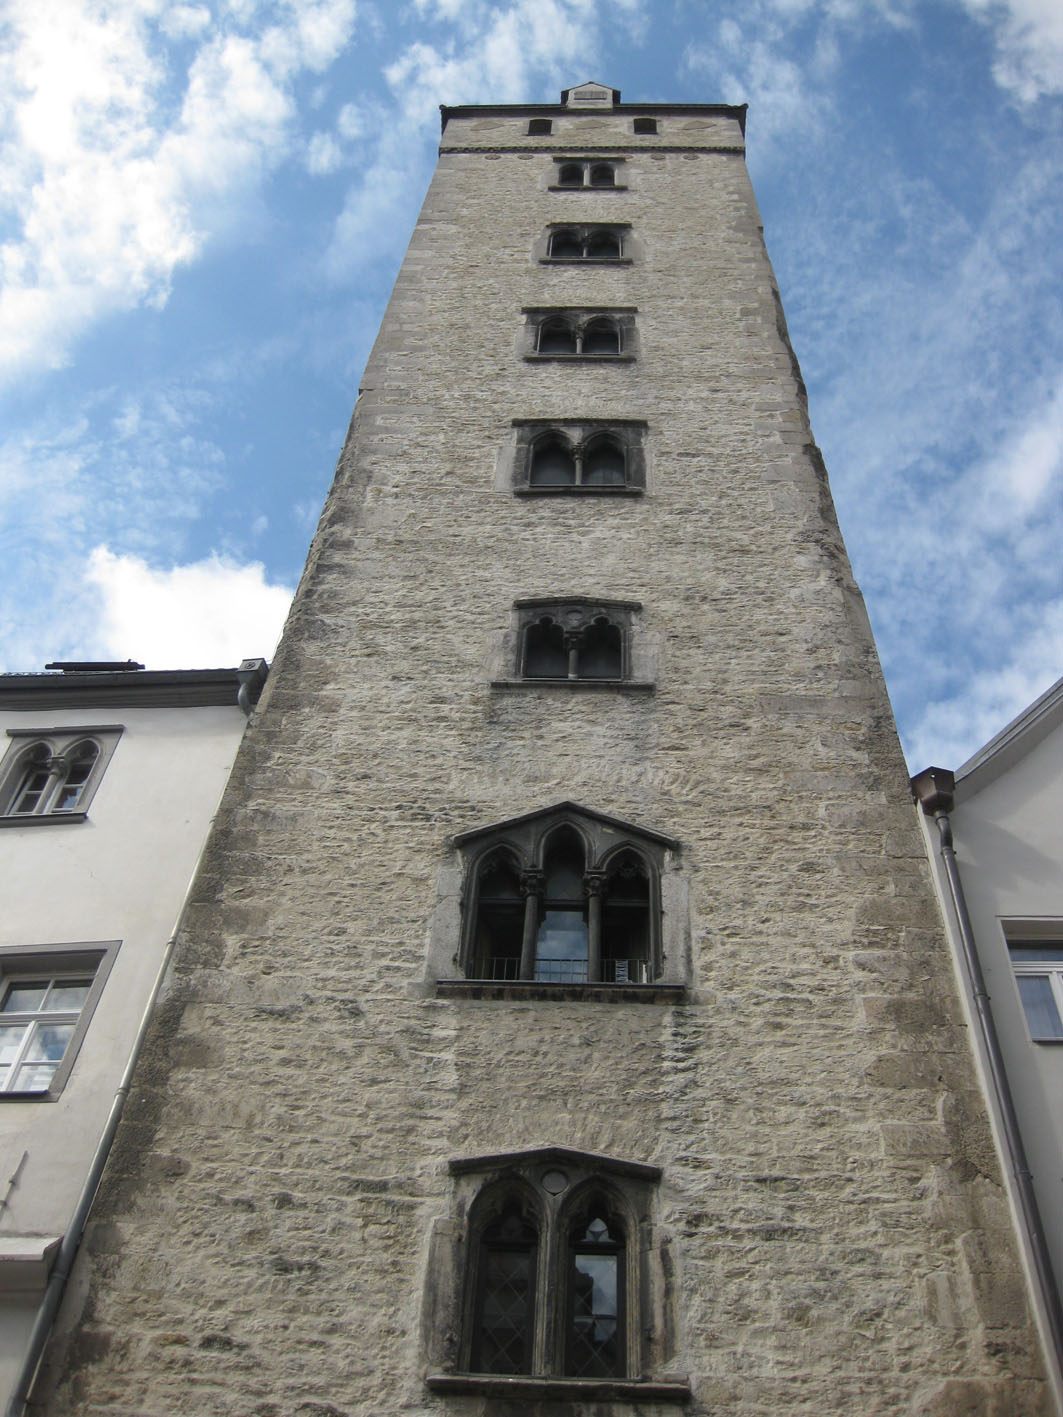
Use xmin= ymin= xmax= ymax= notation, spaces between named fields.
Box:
xmin=440 ymin=82 xmax=746 ymax=154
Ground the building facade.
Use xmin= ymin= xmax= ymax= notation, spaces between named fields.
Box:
xmin=34 ymin=84 xmax=1052 ymax=1414
xmin=0 ymin=660 xmax=266 ymax=1415
xmin=913 ymin=678 xmax=1063 ymax=1408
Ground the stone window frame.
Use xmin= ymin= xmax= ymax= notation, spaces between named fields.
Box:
xmin=503 ymin=597 xmax=649 ymax=690
xmin=0 ymin=727 xmax=122 ymax=826
xmin=0 ymin=942 xmax=119 ymax=1100
xmin=539 ymin=224 xmax=633 ymax=265
xmin=550 ymin=157 xmax=626 ymax=191
xmin=427 ymin=803 xmax=688 ymax=1002
xmin=425 ymin=1145 xmax=689 ymax=1403
xmin=521 ymin=307 xmax=638 ymax=363
xmin=510 ymin=420 xmax=647 ymax=497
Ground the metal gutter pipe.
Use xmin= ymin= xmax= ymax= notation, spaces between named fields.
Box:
xmin=911 ymin=767 xmax=1063 ymax=1380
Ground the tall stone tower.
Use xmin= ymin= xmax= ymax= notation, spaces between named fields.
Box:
xmin=39 ymin=83 xmax=1050 ymax=1416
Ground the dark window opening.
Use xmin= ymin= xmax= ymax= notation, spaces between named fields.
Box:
xmin=585 ymin=230 xmax=621 ymax=260
xmin=579 ymin=618 xmax=622 ymax=678
xmin=530 ymin=438 xmax=576 ymax=486
xmin=472 ymin=853 xmax=525 ymax=982
xmin=537 ymin=319 xmax=577 ymax=355
xmin=581 ymin=437 xmax=626 ymax=485
xmin=548 ymin=229 xmax=584 ymax=259
xmin=527 ymin=118 xmax=553 ymax=135
xmin=601 ymin=852 xmax=651 ymax=983
xmin=581 ymin=319 xmax=620 ymax=356
xmin=588 ymin=163 xmax=615 ymax=187
xmin=633 ymin=117 xmax=657 ymax=134
xmin=557 ymin=163 xmax=584 ymax=187
xmin=524 ymin=618 xmax=570 ymax=677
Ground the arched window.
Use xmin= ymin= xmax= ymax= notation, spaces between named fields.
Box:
xmin=602 ymin=851 xmax=651 ymax=983
xmin=585 ymin=230 xmax=621 ymax=259
xmin=470 ymin=1196 xmax=539 ymax=1374
xmin=535 ymin=829 xmax=589 ymax=982
xmin=544 ymin=227 xmax=624 ymax=262
xmin=581 ymin=436 xmax=626 ymax=485
xmin=523 ymin=616 xmax=568 ymax=677
xmin=529 ymin=437 xmax=576 ymax=486
xmin=429 ymin=1148 xmax=674 ymax=1397
xmin=471 ymin=852 xmax=525 ymax=980
xmin=537 ymin=319 xmax=577 ymax=355
xmin=557 ymin=162 xmax=584 ymax=187
xmin=458 ymin=804 xmax=672 ymax=988
xmin=547 ymin=228 xmax=583 ymax=259
xmin=566 ymin=1200 xmax=625 ymax=1377
xmin=588 ymin=163 xmax=615 ymax=188
xmin=2 ymin=736 xmax=106 ymax=819
xmin=581 ymin=318 xmax=620 ymax=356
xmin=578 ymin=617 xmax=622 ymax=679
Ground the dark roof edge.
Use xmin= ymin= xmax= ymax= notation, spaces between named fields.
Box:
xmin=440 ymin=103 xmax=748 ymax=135
xmin=0 ymin=660 xmax=268 ymax=712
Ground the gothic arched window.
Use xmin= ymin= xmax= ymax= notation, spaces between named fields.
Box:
xmin=427 ymin=1147 xmax=680 ymax=1398
xmin=544 ymin=226 xmax=625 ymax=261
xmin=518 ymin=603 xmax=629 ymax=684
xmin=529 ymin=436 xmax=576 ymax=487
xmin=458 ymin=804 xmax=670 ymax=986
xmin=566 ymin=1200 xmax=625 ymax=1377
xmin=1 ymin=734 xmax=113 ymax=821
xmin=470 ymin=1197 xmax=540 ymax=1374
xmin=551 ymin=159 xmax=624 ymax=190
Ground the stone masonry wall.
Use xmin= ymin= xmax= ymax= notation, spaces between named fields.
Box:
xmin=39 ymin=102 xmax=1049 ymax=1416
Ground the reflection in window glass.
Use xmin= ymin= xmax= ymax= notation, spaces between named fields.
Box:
xmin=1009 ymin=943 xmax=1063 ymax=1041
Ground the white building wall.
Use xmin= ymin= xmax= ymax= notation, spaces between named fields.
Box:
xmin=0 ymin=698 xmax=251 ymax=1409
xmin=917 ymin=683 xmax=1063 ymax=1410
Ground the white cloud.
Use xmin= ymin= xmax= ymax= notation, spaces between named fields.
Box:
xmin=86 ymin=547 xmax=293 ymax=668
xmin=0 ymin=0 xmax=358 ymax=388
xmin=306 ymin=130 xmax=344 ymax=173
xmin=904 ymin=608 xmax=1063 ymax=769
xmin=326 ymin=0 xmax=634 ymax=279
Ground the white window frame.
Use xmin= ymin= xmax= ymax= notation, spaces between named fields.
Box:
xmin=0 ymin=944 xmax=118 ymax=1098
xmin=1008 ymin=939 xmax=1063 ymax=1042
xmin=0 ymin=727 xmax=121 ymax=824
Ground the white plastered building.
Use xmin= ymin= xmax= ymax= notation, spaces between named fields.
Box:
xmin=0 ymin=659 xmax=267 ymax=1414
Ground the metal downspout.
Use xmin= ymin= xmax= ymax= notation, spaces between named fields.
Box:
xmin=912 ymin=768 xmax=1063 ymax=1381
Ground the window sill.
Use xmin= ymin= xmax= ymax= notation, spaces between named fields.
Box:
xmin=427 ymin=1374 xmax=690 ymax=1403
xmin=491 ymin=678 xmax=654 ymax=692
xmin=540 ymin=258 xmax=633 ymax=266
xmin=524 ymin=354 xmax=636 ymax=363
xmin=514 ymin=485 xmax=643 ymax=497
xmin=0 ymin=812 xmax=87 ymax=828
xmin=548 ymin=185 xmax=629 ymax=193
xmin=436 ymin=980 xmax=686 ymax=1004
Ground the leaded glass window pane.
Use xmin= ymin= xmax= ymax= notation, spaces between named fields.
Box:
xmin=567 ymin=1211 xmax=623 ymax=1377
xmin=473 ymin=1207 xmax=537 ymax=1375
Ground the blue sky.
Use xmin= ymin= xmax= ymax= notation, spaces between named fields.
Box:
xmin=0 ymin=0 xmax=1059 ymax=770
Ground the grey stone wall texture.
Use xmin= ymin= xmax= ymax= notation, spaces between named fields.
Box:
xmin=38 ymin=92 xmax=1050 ymax=1416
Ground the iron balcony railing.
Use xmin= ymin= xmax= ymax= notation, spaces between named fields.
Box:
xmin=470 ymin=958 xmax=651 ymax=984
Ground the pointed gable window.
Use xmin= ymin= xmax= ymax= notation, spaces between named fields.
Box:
xmin=447 ymin=804 xmax=679 ymax=992
xmin=425 ymin=1146 xmax=689 ymax=1400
